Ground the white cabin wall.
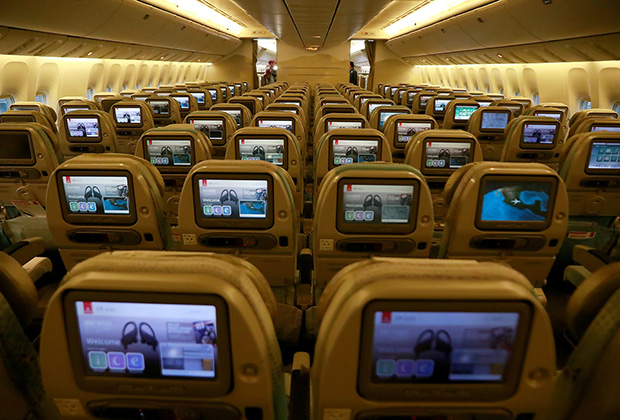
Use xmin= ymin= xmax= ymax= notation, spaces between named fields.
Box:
xmin=0 ymin=54 xmax=208 ymax=107
xmin=414 ymin=61 xmax=620 ymax=115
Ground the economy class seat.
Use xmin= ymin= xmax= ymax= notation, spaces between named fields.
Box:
xmin=399 ymin=88 xmax=416 ymax=107
xmin=187 ymin=88 xmax=213 ymax=110
xmin=411 ymin=91 xmax=437 ymax=114
xmin=59 ymin=110 xmax=119 ymax=157
xmin=244 ymin=91 xmax=271 ymax=107
xmin=490 ymin=99 xmax=525 ymax=118
xmin=251 ymin=111 xmax=307 ymax=165
xmin=501 ymin=116 xmax=563 ymax=169
xmin=211 ymin=103 xmax=253 ymax=129
xmin=311 ymin=163 xmax=433 ymax=290
xmin=207 ymin=86 xmax=225 ymax=104
xmin=382 ymin=113 xmax=438 ymax=162
xmin=314 ymin=103 xmax=357 ymax=121
xmin=109 ymin=100 xmax=155 ymax=154
xmin=59 ymin=99 xmax=101 ymax=116
xmin=39 ymin=251 xmax=287 ymax=420
xmin=170 ymin=92 xmax=199 ymax=120
xmin=45 ymin=154 xmax=174 ymax=270
xmin=0 ymin=123 xmax=63 ymax=206
xmin=265 ymin=103 xmax=308 ymax=130
xmin=473 ymin=95 xmax=496 ymax=107
xmin=225 ymin=127 xmax=305 ymax=219
xmin=565 ymin=117 xmax=620 ymax=137
xmin=59 ymin=95 xmax=89 ymax=109
xmin=311 ymin=258 xmax=556 ymax=420
xmin=527 ymin=106 xmax=569 ymax=142
xmin=404 ymin=129 xmax=483 ymax=220
xmin=10 ymin=101 xmax=57 ymax=129
xmin=0 ymin=109 xmax=59 ymax=135
xmin=99 ymin=95 xmax=125 ymax=113
xmin=134 ymin=124 xmax=214 ymax=222
xmin=368 ymin=105 xmax=412 ymax=132
xmin=313 ymin=128 xmax=392 ymax=192
xmin=467 ymin=106 xmax=514 ymax=161
xmin=312 ymin=113 xmax=369 ymax=147
xmin=353 ymin=93 xmax=382 ymax=111
xmin=425 ymin=96 xmax=455 ymax=126
xmin=145 ymin=96 xmax=182 ymax=127
xmin=184 ymin=110 xmax=238 ymax=159
xmin=229 ymin=95 xmax=263 ymax=116
xmin=439 ymin=161 xmax=569 ymax=288
xmin=442 ymin=99 xmax=480 ymax=130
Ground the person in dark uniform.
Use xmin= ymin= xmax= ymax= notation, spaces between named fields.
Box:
xmin=349 ymin=61 xmax=358 ymax=85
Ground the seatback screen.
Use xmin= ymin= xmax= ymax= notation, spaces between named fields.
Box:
xmin=66 ymin=117 xmax=100 ymax=139
xmin=453 ymin=105 xmax=479 ymax=121
xmin=342 ymin=184 xmax=414 ymax=225
xmin=190 ymin=92 xmax=206 ymax=104
xmin=197 ymin=179 xmax=268 ymax=220
xmin=390 ymin=87 xmax=398 ymax=95
xmin=237 ymin=138 xmax=285 ymax=166
xmin=208 ymin=89 xmax=217 ymax=100
xmin=477 ymin=101 xmax=493 ymax=107
xmin=396 ymin=122 xmax=432 ymax=144
xmin=480 ymin=111 xmax=510 ymax=130
xmin=144 ymin=139 xmax=192 ymax=168
xmin=113 ymin=107 xmax=141 ymax=125
xmin=419 ymin=95 xmax=433 ymax=107
xmin=147 ymin=100 xmax=171 ymax=116
xmin=73 ymin=300 xmax=218 ymax=379
xmin=534 ymin=111 xmax=562 ymax=121
xmin=379 ymin=111 xmax=409 ymax=129
xmin=190 ymin=119 xmax=224 ymax=143
xmin=278 ymin=100 xmax=301 ymax=106
xmin=63 ymin=106 xmax=90 ymax=115
xmin=591 ymin=125 xmax=620 ymax=133
xmin=587 ymin=141 xmax=620 ymax=172
xmin=0 ymin=131 xmax=34 ymax=164
xmin=369 ymin=311 xmax=520 ymax=383
xmin=257 ymin=119 xmax=293 ymax=132
xmin=327 ymin=120 xmax=363 ymax=131
xmin=434 ymin=99 xmax=452 ymax=113
xmin=521 ymin=123 xmax=556 ymax=148
xmin=62 ymin=175 xmax=131 ymax=216
xmin=423 ymin=141 xmax=472 ymax=172
xmin=172 ymin=96 xmax=190 ymax=109
xmin=368 ymin=103 xmax=385 ymax=115
xmin=221 ymin=109 xmax=242 ymax=127
xmin=331 ymin=139 xmax=378 ymax=167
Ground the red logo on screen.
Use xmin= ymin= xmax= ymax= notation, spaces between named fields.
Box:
xmin=381 ymin=312 xmax=392 ymax=324
xmin=334 ymin=140 xmax=338 ymax=145
xmin=427 ymin=142 xmax=432 ymax=148
xmin=241 ymin=139 xmax=245 ymax=144
xmin=329 ymin=121 xmax=332 ymax=126
xmin=65 ymin=176 xmax=71 ymax=183
xmin=148 ymin=140 xmax=152 ymax=145
xmin=83 ymin=302 xmax=93 ymax=314
xmin=202 ymin=180 xmax=207 ymax=186
xmin=346 ymin=184 xmax=352 ymax=192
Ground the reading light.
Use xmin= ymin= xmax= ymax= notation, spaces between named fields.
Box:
xmin=162 ymin=0 xmax=243 ymax=35
xmin=385 ymin=0 xmax=471 ymax=37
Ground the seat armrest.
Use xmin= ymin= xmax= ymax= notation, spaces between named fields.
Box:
xmin=23 ymin=257 xmax=53 ymax=283
xmin=289 ymin=352 xmax=311 ymax=420
xmin=298 ymin=248 xmax=313 ymax=285
xmin=4 ymin=237 xmax=45 ymax=265
xmin=573 ymin=245 xmax=614 ymax=273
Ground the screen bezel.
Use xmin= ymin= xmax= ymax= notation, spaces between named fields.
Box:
xmin=590 ymin=123 xmax=620 ymax=133
xmin=433 ymin=98 xmax=452 ymax=113
xmin=234 ymin=134 xmax=289 ymax=170
xmin=336 ymin=177 xmax=420 ymax=234
xmin=453 ymin=104 xmax=480 ymax=122
xmin=519 ymin=122 xmax=558 ymax=150
xmin=357 ymin=300 xmax=533 ymax=401
xmin=479 ymin=110 xmax=511 ymax=132
xmin=393 ymin=119 xmax=433 ymax=149
xmin=328 ymin=136 xmax=383 ymax=170
xmin=0 ymin=130 xmax=36 ymax=166
xmin=232 ymin=99 xmax=255 ymax=115
xmin=56 ymin=169 xmax=138 ymax=226
xmin=475 ymin=174 xmax=558 ymax=231
xmin=192 ymin=172 xmax=275 ymax=230
xmin=63 ymin=290 xmax=232 ymax=398
xmin=142 ymin=135 xmax=195 ymax=174
xmin=170 ymin=95 xmax=192 ymax=110
xmin=324 ymin=118 xmax=365 ymax=133
xmin=64 ymin=115 xmax=103 ymax=143
xmin=256 ymin=117 xmax=296 ymax=133
xmin=188 ymin=117 xmax=227 ymax=146
xmin=584 ymin=139 xmax=620 ymax=175
xmin=146 ymin=99 xmax=172 ymax=118
xmin=113 ymin=105 xmax=143 ymax=128
xmin=421 ymin=138 xmax=475 ymax=176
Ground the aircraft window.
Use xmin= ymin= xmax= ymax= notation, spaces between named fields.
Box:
xmin=499 ymin=89 xmax=504 ymax=95
xmin=136 ymin=83 xmax=141 ymax=90
xmin=0 ymin=95 xmax=16 ymax=114
xmin=105 ymin=85 xmax=113 ymax=93
xmin=122 ymin=84 xmax=128 ymax=91
xmin=486 ymin=87 xmax=491 ymax=93
xmin=533 ymin=94 xmax=540 ymax=106
xmin=35 ymin=92 xmax=47 ymax=104
xmin=580 ymin=99 xmax=592 ymax=111
xmin=514 ymin=91 xmax=520 ymax=96
xmin=86 ymin=88 xmax=94 ymax=101
xmin=613 ymin=102 xmax=620 ymax=114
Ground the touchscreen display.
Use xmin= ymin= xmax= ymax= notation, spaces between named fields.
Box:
xmin=420 ymin=95 xmax=433 ymax=107
xmin=190 ymin=92 xmax=206 ymax=104
xmin=208 ymin=89 xmax=217 ymax=100
xmin=238 ymin=138 xmax=284 ymax=165
xmin=424 ymin=141 xmax=472 ymax=169
xmin=480 ymin=180 xmax=551 ymax=222
xmin=588 ymin=141 xmax=620 ymax=170
xmin=145 ymin=139 xmax=192 ymax=167
xmin=197 ymin=179 xmax=268 ymax=219
xmin=434 ymin=99 xmax=452 ymax=113
xmin=172 ymin=96 xmax=190 ymax=109
xmin=342 ymin=184 xmax=414 ymax=224
xmin=228 ymin=86 xmax=235 ymax=95
xmin=591 ymin=125 xmax=620 ymax=133
xmin=0 ymin=131 xmax=33 ymax=162
xmin=477 ymin=101 xmax=493 ymax=107
xmin=62 ymin=175 xmax=130 ymax=215
xmin=332 ymin=139 xmax=378 ymax=166
xmin=190 ymin=119 xmax=223 ymax=141
xmin=481 ymin=112 xmax=510 ymax=130
xmin=63 ymin=106 xmax=89 ymax=114
xmin=257 ymin=119 xmax=293 ymax=132
xmin=407 ymin=92 xmax=415 ymax=101
xmin=396 ymin=122 xmax=432 ymax=144
xmin=327 ymin=120 xmax=363 ymax=131
xmin=74 ymin=300 xmax=218 ymax=379
xmin=221 ymin=110 xmax=242 ymax=127
xmin=114 ymin=107 xmax=141 ymax=125
xmin=390 ymin=87 xmax=398 ymax=95
xmin=156 ymin=92 xmax=171 ymax=97
xmin=368 ymin=103 xmax=385 ymax=115
xmin=454 ymin=105 xmax=478 ymax=121
xmin=369 ymin=311 xmax=520 ymax=383
xmin=67 ymin=117 xmax=99 ymax=138
xmin=148 ymin=100 xmax=170 ymax=116
xmin=379 ymin=111 xmax=409 ymax=129
xmin=522 ymin=123 xmax=556 ymax=146
xmin=278 ymin=100 xmax=301 ymax=106
xmin=534 ymin=111 xmax=562 ymax=121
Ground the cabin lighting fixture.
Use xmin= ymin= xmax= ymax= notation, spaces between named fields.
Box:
xmin=385 ymin=0 xmax=470 ymax=37
xmin=163 ymin=0 xmax=243 ymax=34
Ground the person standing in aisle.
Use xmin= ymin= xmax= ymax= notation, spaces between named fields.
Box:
xmin=349 ymin=61 xmax=358 ymax=85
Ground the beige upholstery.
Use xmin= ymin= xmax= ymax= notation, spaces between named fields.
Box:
xmin=312 ymin=162 xmax=433 ymax=288
xmin=170 ymin=93 xmax=199 ymax=120
xmin=359 ymin=99 xmax=394 ymax=119
xmin=187 ymin=88 xmax=213 ymax=110
xmin=145 ymin=97 xmax=182 ymax=127
xmin=229 ymin=96 xmax=263 ymax=116
xmin=312 ymin=113 xmax=369 ymax=147
xmin=207 ymin=86 xmax=224 ymax=104
xmin=368 ymin=105 xmax=412 ymax=132
xmin=467 ymin=107 xmax=515 ymax=161
xmin=425 ymin=96 xmax=455 ymax=124
xmin=501 ymin=116 xmax=563 ymax=169
xmin=315 ymin=103 xmax=357 ymax=121
xmin=251 ymin=111 xmax=307 ymax=164
xmin=526 ymin=105 xmax=569 ymax=141
xmin=569 ymin=109 xmax=619 ymax=136
xmin=45 ymin=154 xmax=174 ymax=270
xmin=265 ymin=103 xmax=308 ymax=129
xmin=0 ymin=109 xmax=58 ymax=134
xmin=211 ymin=103 xmax=253 ymax=129
xmin=490 ymin=100 xmax=525 ymax=117
xmin=59 ymin=100 xmax=101 ymax=116
xmin=58 ymin=110 xmax=119 ymax=157
xmin=184 ymin=111 xmax=238 ymax=159
xmin=109 ymin=100 xmax=155 ymax=154
xmin=439 ymin=161 xmax=569 ymax=287
xmin=411 ymin=91 xmax=436 ymax=114
xmin=312 ymin=258 xmax=555 ymax=420
xmin=10 ymin=102 xmax=56 ymax=130
xmin=244 ymin=91 xmax=271 ymax=107
xmin=442 ymin=99 xmax=480 ymax=130
xmin=353 ymin=94 xmax=382 ymax=110
xmin=382 ymin=114 xmax=438 ymax=162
